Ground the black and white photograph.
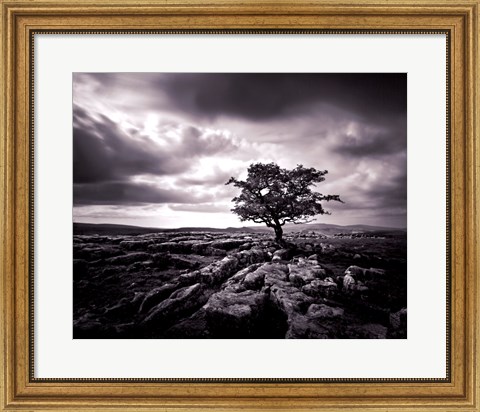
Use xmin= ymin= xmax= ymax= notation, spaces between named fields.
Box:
xmin=73 ymin=73 xmax=407 ymax=339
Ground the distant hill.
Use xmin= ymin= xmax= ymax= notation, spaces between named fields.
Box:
xmin=281 ymin=223 xmax=406 ymax=235
xmin=73 ymin=223 xmax=164 ymax=236
xmin=73 ymin=223 xmax=250 ymax=236
xmin=73 ymin=222 xmax=405 ymax=236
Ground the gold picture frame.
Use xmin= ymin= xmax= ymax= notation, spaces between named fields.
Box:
xmin=1 ymin=0 xmax=478 ymax=410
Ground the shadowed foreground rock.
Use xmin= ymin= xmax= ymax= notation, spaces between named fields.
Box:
xmin=204 ymin=289 xmax=269 ymax=338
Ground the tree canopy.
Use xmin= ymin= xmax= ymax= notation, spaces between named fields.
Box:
xmin=226 ymin=162 xmax=343 ymax=243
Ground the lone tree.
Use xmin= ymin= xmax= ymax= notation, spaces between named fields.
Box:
xmin=226 ymin=162 xmax=343 ymax=244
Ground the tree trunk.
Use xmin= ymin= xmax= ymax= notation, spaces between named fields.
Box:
xmin=274 ymin=224 xmax=283 ymax=244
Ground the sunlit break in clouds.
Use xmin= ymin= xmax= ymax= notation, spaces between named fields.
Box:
xmin=73 ymin=73 xmax=407 ymax=229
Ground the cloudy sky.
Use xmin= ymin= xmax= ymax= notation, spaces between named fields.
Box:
xmin=73 ymin=73 xmax=407 ymax=229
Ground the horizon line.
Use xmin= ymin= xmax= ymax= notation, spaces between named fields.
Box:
xmin=73 ymin=221 xmax=407 ymax=231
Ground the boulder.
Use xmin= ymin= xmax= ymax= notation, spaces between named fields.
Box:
xmin=272 ymin=248 xmax=290 ymax=261
xmin=138 ymin=283 xmax=179 ymax=314
xmin=210 ymin=239 xmax=246 ymax=251
xmin=267 ymin=275 xmax=348 ymax=338
xmin=284 ymin=313 xmax=337 ymax=339
xmin=306 ymin=303 xmax=344 ymax=318
xmin=302 ymin=278 xmax=338 ymax=298
xmin=343 ymin=274 xmax=356 ymax=290
xmin=344 ymin=265 xmax=366 ymax=278
xmin=196 ymin=248 xmax=269 ymax=286
xmin=279 ymin=303 xmax=346 ymax=339
xmin=236 ymin=248 xmax=268 ymax=265
xmin=130 ymin=292 xmax=145 ymax=310
xmin=239 ymin=242 xmax=252 ymax=251
xmin=345 ymin=265 xmax=386 ymax=282
xmin=204 ymin=289 xmax=268 ymax=337
xmin=142 ymin=283 xmax=209 ymax=326
xmin=191 ymin=241 xmax=213 ymax=254
xmin=221 ymin=264 xmax=263 ymax=293
xmin=199 ymin=256 xmax=240 ymax=285
xmin=178 ymin=271 xmax=201 ymax=286
xmin=262 ymin=264 xmax=289 ymax=288
xmin=243 ymin=268 xmax=266 ymax=290
xmin=270 ymin=283 xmax=313 ymax=320
xmin=288 ymin=263 xmax=327 ymax=286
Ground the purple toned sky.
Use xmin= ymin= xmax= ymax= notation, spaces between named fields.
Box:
xmin=73 ymin=73 xmax=407 ymax=229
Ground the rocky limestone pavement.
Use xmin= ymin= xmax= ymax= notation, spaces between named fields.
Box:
xmin=74 ymin=244 xmax=124 ymax=261
xmin=210 ymin=239 xmax=249 ymax=251
xmin=271 ymin=248 xmax=291 ymax=262
xmin=120 ymin=240 xmax=154 ymax=251
xmin=221 ymin=263 xmax=264 ymax=293
xmin=73 ymin=229 xmax=406 ymax=339
xmin=287 ymin=258 xmax=330 ymax=287
xmin=285 ymin=305 xmax=346 ymax=339
xmin=142 ymin=283 xmax=211 ymax=328
xmin=263 ymin=263 xmax=290 ymax=287
xmin=198 ymin=255 xmax=396 ymax=339
xmin=148 ymin=242 xmax=192 ymax=254
xmin=342 ymin=265 xmax=387 ymax=295
xmin=302 ymin=278 xmax=338 ymax=298
xmin=204 ymin=289 xmax=269 ymax=338
xmin=344 ymin=265 xmax=386 ymax=282
xmin=138 ymin=283 xmax=180 ymax=314
xmin=306 ymin=303 xmax=344 ymax=319
xmin=189 ymin=241 xmax=211 ymax=253
xmin=199 ymin=259 xmax=347 ymax=338
xmin=173 ymin=247 xmax=270 ymax=287
xmin=106 ymin=252 xmax=151 ymax=266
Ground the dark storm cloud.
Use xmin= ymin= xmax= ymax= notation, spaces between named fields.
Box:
xmin=328 ymin=170 xmax=407 ymax=212
xmin=74 ymin=108 xmax=238 ymax=184
xmin=73 ymin=109 xmax=187 ymax=183
xmin=153 ymin=73 xmax=406 ymax=122
xmin=78 ymin=73 xmax=406 ymax=123
xmin=74 ymin=181 xmax=212 ymax=206
xmin=367 ymin=171 xmax=407 ymax=209
xmin=73 ymin=104 xmax=237 ymax=206
xmin=333 ymin=129 xmax=406 ymax=158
